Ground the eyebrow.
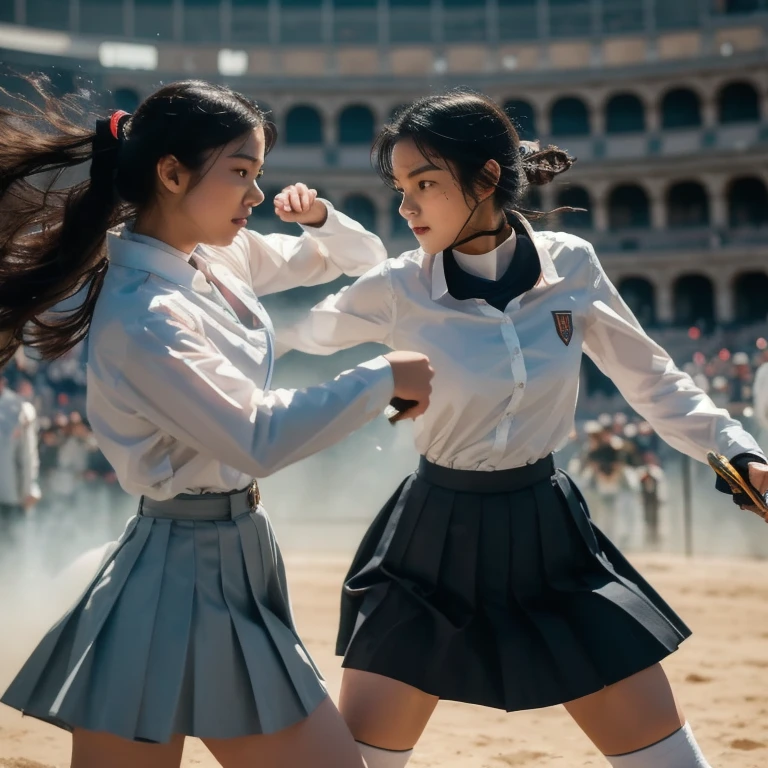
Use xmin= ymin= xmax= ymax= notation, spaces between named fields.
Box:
xmin=228 ymin=152 xmax=261 ymax=163
xmin=407 ymin=162 xmax=442 ymax=179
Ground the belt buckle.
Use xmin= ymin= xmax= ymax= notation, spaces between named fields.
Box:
xmin=247 ymin=480 xmax=261 ymax=509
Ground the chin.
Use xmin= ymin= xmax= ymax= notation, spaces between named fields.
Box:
xmin=415 ymin=236 xmax=446 ymax=256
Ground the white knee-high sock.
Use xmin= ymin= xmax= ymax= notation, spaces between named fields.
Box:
xmin=357 ymin=741 xmax=413 ymax=768
xmin=605 ymin=723 xmax=711 ymax=767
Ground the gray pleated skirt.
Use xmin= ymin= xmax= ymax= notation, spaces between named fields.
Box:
xmin=1 ymin=486 xmax=328 ymax=744
xmin=338 ymin=455 xmax=691 ymax=711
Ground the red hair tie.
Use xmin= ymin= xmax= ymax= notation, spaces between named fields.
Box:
xmin=109 ymin=110 xmax=130 ymax=140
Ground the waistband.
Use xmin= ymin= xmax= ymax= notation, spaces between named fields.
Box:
xmin=416 ymin=455 xmax=555 ymax=493
xmin=138 ymin=481 xmax=260 ymax=521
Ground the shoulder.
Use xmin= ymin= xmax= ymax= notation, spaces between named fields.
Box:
xmin=93 ymin=274 xmax=204 ymax=356
xmin=534 ymin=230 xmax=600 ymax=280
xmin=386 ymin=247 xmax=431 ymax=286
xmin=534 ymin=230 xmax=595 ymax=261
xmin=357 ymin=248 xmax=432 ymax=297
xmin=389 ymin=247 xmax=428 ymax=270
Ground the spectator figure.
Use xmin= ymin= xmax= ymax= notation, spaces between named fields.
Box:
xmin=0 ymin=366 xmax=41 ymax=548
xmin=729 ymin=352 xmax=754 ymax=415
xmin=638 ymin=452 xmax=668 ymax=548
xmin=582 ymin=427 xmax=636 ymax=545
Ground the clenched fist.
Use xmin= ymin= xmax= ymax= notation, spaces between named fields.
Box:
xmin=274 ymin=183 xmax=327 ymax=227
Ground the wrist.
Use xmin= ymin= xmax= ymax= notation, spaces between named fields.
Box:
xmin=300 ymin=201 xmax=328 ymax=228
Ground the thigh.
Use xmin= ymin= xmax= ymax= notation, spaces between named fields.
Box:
xmin=202 ymin=697 xmax=364 ymax=768
xmin=339 ymin=669 xmax=439 ymax=751
xmin=563 ymin=663 xmax=685 ymax=756
xmin=71 ymin=729 xmax=185 ymax=768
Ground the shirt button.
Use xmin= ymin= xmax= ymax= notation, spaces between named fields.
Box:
xmin=517 ymin=382 xmax=525 ymax=389
xmin=512 ymin=346 xmax=520 ymax=355
xmin=502 ymin=316 xmax=511 ymax=324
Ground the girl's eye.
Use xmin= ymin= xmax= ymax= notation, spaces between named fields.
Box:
xmin=419 ymin=181 xmax=434 ymax=190
xmin=237 ymin=169 xmax=248 ymax=178
xmin=257 ymin=169 xmax=264 ymax=178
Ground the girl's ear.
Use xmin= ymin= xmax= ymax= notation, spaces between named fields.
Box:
xmin=477 ymin=158 xmax=501 ymax=202
xmin=156 ymin=155 xmax=190 ymax=195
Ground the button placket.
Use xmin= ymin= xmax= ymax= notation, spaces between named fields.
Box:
xmin=501 ymin=320 xmax=527 ymax=409
xmin=486 ymin=412 xmax=514 ymax=468
xmin=485 ymin=314 xmax=527 ymax=467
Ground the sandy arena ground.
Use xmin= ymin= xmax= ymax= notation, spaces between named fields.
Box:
xmin=2 ymin=551 xmax=768 ymax=767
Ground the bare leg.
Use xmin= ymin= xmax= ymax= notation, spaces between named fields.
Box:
xmin=564 ymin=663 xmax=685 ymax=756
xmin=339 ymin=669 xmax=439 ymax=750
xmin=202 ymin=697 xmax=366 ymax=768
xmin=71 ymin=729 xmax=185 ymax=768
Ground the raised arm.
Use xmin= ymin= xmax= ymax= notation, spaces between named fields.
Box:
xmin=237 ymin=187 xmax=387 ymax=296
xmin=581 ymin=243 xmax=765 ymax=465
xmin=275 ymin=258 xmax=396 ymax=357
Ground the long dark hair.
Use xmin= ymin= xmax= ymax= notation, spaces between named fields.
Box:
xmin=373 ymin=89 xmax=574 ymax=217
xmin=0 ymin=78 xmax=275 ymax=367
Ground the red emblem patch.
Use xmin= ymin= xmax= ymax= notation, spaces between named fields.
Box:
xmin=552 ymin=311 xmax=574 ymax=346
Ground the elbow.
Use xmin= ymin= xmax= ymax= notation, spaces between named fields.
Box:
xmin=369 ymin=238 xmax=388 ymax=266
xmin=247 ymin=449 xmax=283 ymax=479
xmin=247 ymin=430 xmax=296 ymax=479
xmin=354 ymin=235 xmax=387 ymax=270
xmin=251 ymin=465 xmax=279 ymax=480
xmin=370 ymin=235 xmax=387 ymax=257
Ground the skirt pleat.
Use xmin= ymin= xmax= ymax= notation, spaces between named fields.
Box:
xmin=2 ymin=504 xmax=327 ymax=743
xmin=135 ymin=520 xmax=196 ymax=743
xmin=338 ymin=460 xmax=691 ymax=712
xmin=78 ymin=518 xmax=173 ymax=738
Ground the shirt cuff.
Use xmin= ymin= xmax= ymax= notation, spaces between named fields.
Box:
xmin=715 ymin=452 xmax=767 ymax=497
xmin=298 ymin=198 xmax=337 ymax=234
xmin=718 ymin=424 xmax=766 ymax=464
xmin=354 ymin=355 xmax=395 ymax=411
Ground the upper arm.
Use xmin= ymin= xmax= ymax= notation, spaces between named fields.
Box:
xmin=95 ymin=293 xmax=395 ymax=478
xmin=276 ymin=259 xmax=396 ymax=355
xmin=581 ymin=243 xmax=664 ymax=376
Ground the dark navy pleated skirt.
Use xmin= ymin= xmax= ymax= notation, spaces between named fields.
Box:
xmin=337 ymin=455 xmax=690 ymax=711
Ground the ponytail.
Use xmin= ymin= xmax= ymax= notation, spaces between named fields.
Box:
xmin=0 ymin=78 xmax=274 ymax=368
xmin=0 ymin=80 xmax=127 ymax=367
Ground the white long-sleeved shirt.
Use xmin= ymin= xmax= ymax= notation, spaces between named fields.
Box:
xmin=85 ymin=202 xmax=393 ymax=499
xmin=278 ymin=212 xmax=764 ymax=471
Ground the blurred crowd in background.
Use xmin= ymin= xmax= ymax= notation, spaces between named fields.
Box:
xmin=0 ymin=328 xmax=767 ymax=564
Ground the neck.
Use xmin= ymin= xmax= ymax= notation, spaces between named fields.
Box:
xmin=133 ymin=207 xmax=197 ymax=256
xmin=451 ymin=198 xmax=510 ymax=252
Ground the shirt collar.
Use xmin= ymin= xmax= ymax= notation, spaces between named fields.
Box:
xmin=107 ymin=224 xmax=209 ymax=292
xmin=430 ymin=209 xmax=562 ymax=301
